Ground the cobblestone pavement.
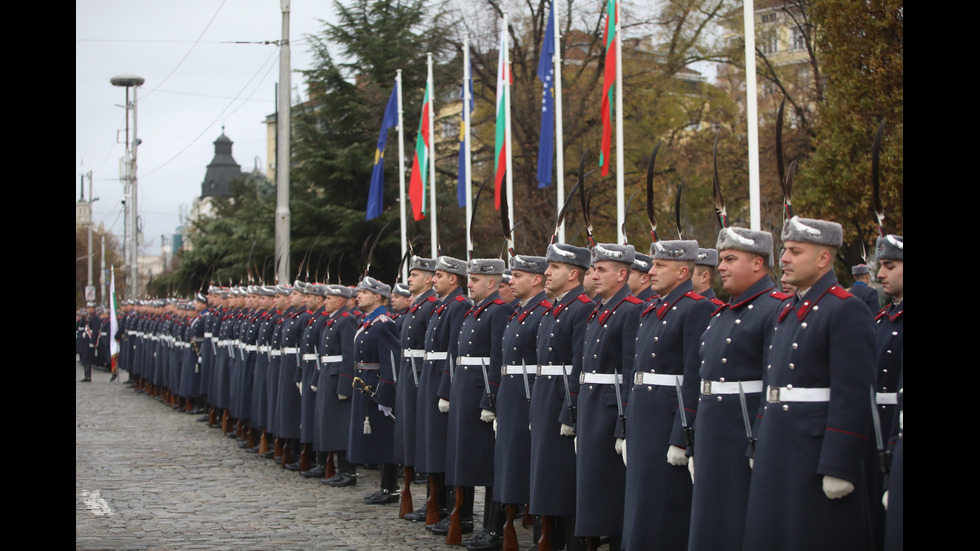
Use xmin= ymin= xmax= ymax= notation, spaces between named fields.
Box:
xmin=76 ymin=362 xmax=537 ymax=550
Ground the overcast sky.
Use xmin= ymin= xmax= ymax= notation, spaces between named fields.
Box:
xmin=76 ymin=0 xmax=340 ymax=254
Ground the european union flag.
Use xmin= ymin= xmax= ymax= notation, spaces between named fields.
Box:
xmin=366 ymin=86 xmax=399 ymax=221
xmin=536 ymin=3 xmax=556 ymax=189
xmin=457 ymin=58 xmax=475 ymax=207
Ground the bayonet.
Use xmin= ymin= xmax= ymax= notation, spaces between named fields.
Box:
xmin=674 ymin=182 xmax=684 ymax=239
xmin=870 ymin=385 xmax=892 ymax=474
xmin=675 ymin=375 xmax=694 ymax=453
xmin=737 ymin=381 xmax=756 ymax=455
xmin=480 ymin=357 xmax=495 ymax=409
xmin=622 ymin=190 xmax=639 ymax=245
xmin=410 ymin=353 xmax=420 ymax=388
xmin=552 ymin=180 xmax=581 ymax=244
xmin=712 ymin=133 xmax=728 ymax=229
xmin=612 ymin=368 xmax=626 ymax=435
xmin=389 ymin=350 xmax=398 ymax=384
xmin=577 ymin=149 xmax=595 ymax=248
xmin=560 ymin=365 xmax=576 ymax=425
xmin=646 ymin=141 xmax=662 ymax=244
xmin=521 ymin=359 xmax=531 ymax=407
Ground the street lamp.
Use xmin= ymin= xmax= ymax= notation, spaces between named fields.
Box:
xmin=111 ymin=73 xmax=144 ymax=299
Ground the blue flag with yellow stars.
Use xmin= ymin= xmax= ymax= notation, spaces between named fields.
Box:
xmin=367 ymin=86 xmax=399 ymax=220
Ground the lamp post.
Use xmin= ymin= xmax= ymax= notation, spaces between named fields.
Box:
xmin=111 ymin=74 xmax=144 ymax=299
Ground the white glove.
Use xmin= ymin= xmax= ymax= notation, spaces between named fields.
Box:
xmin=688 ymin=455 xmax=695 ymax=483
xmin=822 ymin=475 xmax=854 ymax=499
xmin=493 ymin=417 xmax=498 ymax=435
xmin=560 ymin=424 xmax=575 ymax=437
xmin=620 ymin=439 xmax=628 ymax=467
xmin=378 ymin=404 xmax=393 ymax=418
xmin=337 ymin=393 xmax=349 ymax=401
xmin=480 ymin=409 xmax=496 ymax=423
xmin=667 ymin=445 xmax=689 ymax=466
xmin=573 ymin=436 xmax=577 ymax=455
xmin=296 ymin=382 xmax=302 ymax=396
xmin=438 ymin=398 xmax=450 ymax=413
xmin=882 ymin=490 xmax=889 ymax=511
xmin=749 ymin=457 xmax=754 ymax=469
xmin=310 ymin=385 xmax=318 ymax=393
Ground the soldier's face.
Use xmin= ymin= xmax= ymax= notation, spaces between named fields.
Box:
xmin=592 ymin=261 xmax=626 ymax=300
xmin=289 ymin=291 xmax=304 ymax=308
xmin=877 ymin=259 xmax=903 ymax=299
xmin=719 ymin=249 xmax=763 ymax=297
xmin=628 ymin=269 xmax=650 ymax=296
xmin=323 ymin=295 xmax=343 ymax=313
xmin=780 ymin=241 xmax=831 ymax=290
xmin=468 ymin=274 xmax=495 ymax=303
xmin=545 ymin=262 xmax=573 ymax=295
xmin=408 ymin=270 xmax=432 ymax=295
xmin=648 ymin=259 xmax=685 ymax=296
xmin=432 ymin=270 xmax=453 ymax=296
xmin=357 ymin=289 xmax=380 ymax=312
xmin=390 ymin=293 xmax=410 ymax=311
xmin=510 ymin=270 xmax=537 ymax=301
xmin=498 ymin=281 xmax=515 ymax=303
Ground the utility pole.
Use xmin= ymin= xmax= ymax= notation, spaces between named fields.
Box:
xmin=275 ymin=0 xmax=292 ymax=284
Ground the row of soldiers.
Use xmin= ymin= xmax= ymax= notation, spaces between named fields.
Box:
xmin=77 ymin=304 xmax=112 ymax=382
xmin=104 ymin=214 xmax=903 ymax=551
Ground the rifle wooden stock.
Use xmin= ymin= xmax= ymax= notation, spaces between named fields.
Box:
xmin=585 ymin=536 xmax=600 ymax=551
xmin=426 ymin=475 xmax=441 ymax=525
xmin=503 ymin=504 xmax=518 ymax=551
xmin=324 ymin=451 xmax=336 ymax=479
xmin=281 ymin=441 xmax=292 ymax=468
xmin=221 ymin=409 xmax=231 ymax=434
xmin=446 ymin=486 xmax=464 ymax=545
xmin=273 ymin=437 xmax=283 ymax=460
xmin=522 ymin=503 xmax=533 ymax=528
xmin=235 ymin=420 xmax=244 ymax=440
xmin=299 ymin=443 xmax=312 ymax=472
xmin=258 ymin=431 xmax=270 ymax=454
xmin=538 ymin=515 xmax=553 ymax=551
xmin=207 ymin=406 xmax=217 ymax=427
xmin=399 ymin=466 xmax=415 ymax=518
xmin=245 ymin=424 xmax=256 ymax=450
xmin=184 ymin=398 xmax=193 ymax=413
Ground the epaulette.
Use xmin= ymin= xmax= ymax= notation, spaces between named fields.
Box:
xmin=576 ymin=294 xmax=593 ymax=304
xmin=492 ymin=298 xmax=505 ymax=305
xmin=540 ymin=299 xmax=553 ymax=309
xmin=426 ymin=295 xmax=438 ymax=303
xmin=340 ymin=311 xmax=350 ymax=317
xmin=377 ymin=314 xmax=392 ymax=323
xmin=683 ymin=291 xmax=706 ymax=301
xmin=454 ymin=295 xmax=468 ymax=302
xmin=624 ymin=295 xmax=644 ymax=305
xmin=770 ymin=291 xmax=792 ymax=300
xmin=827 ymin=285 xmax=853 ymax=300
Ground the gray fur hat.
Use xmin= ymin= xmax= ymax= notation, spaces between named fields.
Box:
xmin=781 ymin=216 xmax=843 ymax=248
xmin=306 ymin=283 xmax=328 ymax=297
xmin=546 ymin=243 xmax=591 ymax=269
xmin=468 ymin=258 xmax=506 ymax=276
xmin=592 ymin=243 xmax=635 ymax=266
xmin=435 ymin=255 xmax=468 ymax=277
xmin=410 ymin=256 xmax=438 ymax=273
xmin=875 ymin=234 xmax=903 ymax=261
xmin=392 ymin=283 xmax=411 ymax=297
xmin=651 ymin=240 xmax=698 ymax=262
xmin=195 ymin=292 xmax=208 ymax=304
xmin=716 ymin=227 xmax=774 ymax=260
xmin=275 ymin=284 xmax=292 ymax=295
xmin=293 ymin=280 xmax=309 ymax=293
xmin=357 ymin=276 xmax=391 ymax=299
xmin=510 ymin=255 xmax=548 ymax=274
xmin=696 ymin=248 xmax=718 ymax=268
xmin=325 ymin=284 xmax=352 ymax=299
xmin=851 ymin=264 xmax=870 ymax=276
xmin=631 ymin=252 xmax=652 ymax=273
xmin=258 ymin=285 xmax=276 ymax=296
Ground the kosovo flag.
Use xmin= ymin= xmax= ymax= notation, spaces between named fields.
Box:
xmin=366 ymin=86 xmax=399 ymax=221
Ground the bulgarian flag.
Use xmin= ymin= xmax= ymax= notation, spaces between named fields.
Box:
xmin=408 ymin=80 xmax=432 ymax=221
xmin=494 ymin=24 xmax=510 ymax=210
xmin=109 ymin=266 xmax=119 ymax=373
xmin=599 ymin=0 xmax=617 ymax=177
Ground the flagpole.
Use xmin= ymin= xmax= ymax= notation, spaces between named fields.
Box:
xmin=503 ymin=13 xmax=515 ymax=254
xmin=614 ymin=0 xmax=625 ymax=244
xmin=464 ymin=37 xmax=473 ymax=256
xmin=743 ymin=0 xmax=761 ymax=230
xmin=426 ymin=53 xmax=439 ymax=254
xmin=397 ymin=70 xmax=408 ymax=282
xmin=553 ymin=1 xmax=566 ymax=244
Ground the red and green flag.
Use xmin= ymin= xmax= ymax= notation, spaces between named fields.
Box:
xmin=599 ymin=0 xmax=617 ymax=177
xmin=409 ymin=80 xmax=431 ymax=221
xmin=494 ymin=24 xmax=511 ymax=210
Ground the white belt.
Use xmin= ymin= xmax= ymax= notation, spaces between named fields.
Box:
xmin=357 ymin=362 xmax=380 ymax=370
xmin=270 ymin=350 xmax=282 ymax=357
xmin=258 ymin=346 xmax=270 ymax=353
xmin=536 ymin=365 xmax=572 ymax=376
xmin=204 ymin=332 xmax=213 ymax=338
xmin=766 ymin=385 xmax=831 ymax=403
xmin=403 ymin=349 xmax=425 ymax=358
xmin=876 ymin=392 xmax=897 ymax=405
xmin=457 ymin=356 xmax=491 ymax=366
xmin=217 ymin=339 xmax=228 ymax=346
xmin=700 ymin=379 xmax=763 ymax=395
xmin=302 ymin=353 xmax=318 ymax=361
xmin=210 ymin=337 xmax=219 ymax=343
xmin=425 ymin=351 xmax=448 ymax=361
xmin=321 ymin=355 xmax=343 ymax=363
xmin=283 ymin=347 xmax=300 ymax=354
xmin=504 ymin=365 xmax=537 ymax=375
xmin=635 ymin=373 xmax=683 ymax=387
xmin=580 ymin=373 xmax=623 ymax=385
xmin=245 ymin=345 xmax=258 ymax=352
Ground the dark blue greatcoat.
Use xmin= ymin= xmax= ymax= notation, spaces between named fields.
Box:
xmin=265 ymin=308 xmax=288 ymax=435
xmin=575 ymin=284 xmax=643 ymax=537
xmin=850 ymin=281 xmax=881 ymax=314
xmin=444 ymin=292 xmax=509 ymax=488
xmin=236 ymin=311 xmax=262 ymax=421
xmin=298 ymin=306 xmax=328 ymax=443
xmin=199 ymin=307 xmax=220 ymax=398
xmin=347 ymin=307 xmax=400 ymax=464
xmin=495 ymin=292 xmax=549 ymax=504
xmin=178 ymin=312 xmax=206 ymax=398
xmin=276 ymin=308 xmax=310 ymax=439
xmin=250 ymin=309 xmax=276 ymax=428
xmin=688 ymin=277 xmax=789 ymax=551
xmin=867 ymin=300 xmax=903 ymax=546
xmin=388 ymin=289 xmax=438 ymax=466
xmin=415 ymin=287 xmax=470 ymax=474
xmin=314 ymin=308 xmax=356 ymax=452
xmin=212 ymin=310 xmax=237 ymax=409
xmin=743 ymin=271 xmax=875 ymax=550
xmin=529 ymin=286 xmax=591 ymax=516
xmin=622 ymin=279 xmax=713 ymax=551
xmin=884 ymin=369 xmax=902 ymax=551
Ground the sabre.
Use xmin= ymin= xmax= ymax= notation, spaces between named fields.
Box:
xmin=869 ymin=385 xmax=892 ymax=475
xmin=737 ymin=382 xmax=757 ymax=456
xmin=612 ymin=369 xmax=625 ymax=436
xmin=520 ymin=359 xmax=531 ymax=407
xmin=560 ymin=365 xmax=576 ymax=426
xmin=675 ymin=375 xmax=694 ymax=453
xmin=353 ymin=376 xmax=396 ymax=421
xmin=410 ymin=353 xmax=420 ymax=388
xmin=389 ymin=350 xmax=398 ymax=384
xmin=480 ymin=357 xmax=496 ymax=409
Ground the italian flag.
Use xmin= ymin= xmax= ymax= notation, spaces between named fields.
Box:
xmin=600 ymin=0 xmax=617 ymax=177
xmin=494 ymin=25 xmax=510 ymax=210
xmin=409 ymin=81 xmax=431 ymax=221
